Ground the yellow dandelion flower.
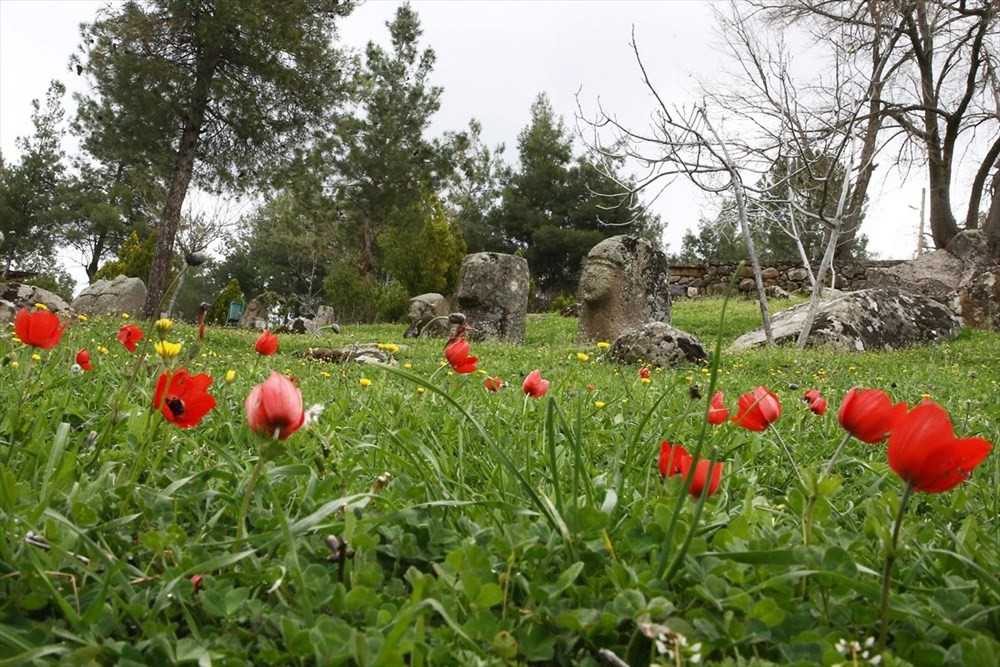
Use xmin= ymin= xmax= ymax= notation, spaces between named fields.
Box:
xmin=76 ymin=314 xmax=88 ymax=322
xmin=155 ymin=318 xmax=173 ymax=332
xmin=621 ymin=398 xmax=629 ymax=405
xmin=12 ymin=337 xmax=21 ymax=344
xmin=121 ymin=313 xmax=130 ymax=319
xmin=320 ymin=371 xmax=332 ymax=378
xmin=225 ymin=370 xmax=236 ymax=384
xmin=594 ymin=401 xmax=606 ymax=409
xmin=10 ymin=361 xmax=18 ymax=369
xmin=403 ymin=362 xmax=413 ymax=370
xmin=640 ymin=377 xmax=651 ymax=385
xmin=154 ymin=341 xmax=182 ymax=359
xmin=920 ymin=393 xmax=932 ymax=399
xmin=596 ymin=341 xmax=610 ymax=349
xmin=34 ymin=303 xmax=48 ymax=311
xmin=359 ymin=377 xmax=372 ymax=387
xmin=31 ymin=353 xmax=42 ymax=362
xmin=577 ymin=352 xmax=590 ymax=362
xmin=377 ymin=343 xmax=400 ymax=353
xmin=417 ymin=386 xmax=425 ymax=394
xmin=97 ymin=345 xmax=109 ymax=355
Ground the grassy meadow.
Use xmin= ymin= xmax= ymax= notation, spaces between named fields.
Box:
xmin=1 ymin=297 xmax=997 ymax=666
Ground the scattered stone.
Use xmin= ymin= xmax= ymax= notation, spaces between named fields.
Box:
xmin=787 ymin=267 xmax=809 ymax=282
xmin=760 ymin=267 xmax=780 ymax=280
xmin=0 ymin=283 xmax=72 ymax=322
xmin=766 ymin=285 xmax=790 ymax=300
xmin=609 ymin=322 xmax=708 ymax=367
xmin=304 ymin=345 xmax=398 ymax=365
xmin=403 ymin=293 xmax=450 ymax=338
xmin=455 ymin=253 xmax=529 ymax=342
xmin=239 ymin=298 xmax=267 ymax=328
xmin=560 ymin=302 xmax=582 ymax=317
xmin=287 ymin=316 xmax=317 ymax=335
xmin=576 ymin=235 xmax=671 ymax=343
xmin=313 ymin=305 xmax=338 ymax=328
xmin=730 ymin=288 xmax=961 ymax=351
xmin=71 ymin=275 xmax=146 ymax=317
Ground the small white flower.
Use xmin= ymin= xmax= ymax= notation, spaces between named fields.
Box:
xmin=69 ymin=363 xmax=82 ymax=375
xmin=304 ymin=403 xmax=325 ymax=427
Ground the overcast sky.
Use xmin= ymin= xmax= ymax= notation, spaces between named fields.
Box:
xmin=1 ymin=0 xmax=966 ymax=285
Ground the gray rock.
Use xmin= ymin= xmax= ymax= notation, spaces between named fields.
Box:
xmin=958 ymin=267 xmax=999 ymax=331
xmin=760 ymin=267 xmax=780 ymax=280
xmin=404 ymin=293 xmax=450 ymax=338
xmin=304 ymin=344 xmax=398 ymax=365
xmin=730 ymin=288 xmax=961 ymax=351
xmin=766 ymin=285 xmax=790 ymax=300
xmin=314 ymin=305 xmax=338 ymax=328
xmin=609 ymin=322 xmax=708 ymax=367
xmin=71 ymin=275 xmax=146 ymax=317
xmin=864 ymin=247 xmax=962 ymax=299
xmin=0 ymin=282 xmax=72 ymax=322
xmin=287 ymin=316 xmax=317 ymax=335
xmin=576 ymin=235 xmax=671 ymax=343
xmin=239 ymin=298 xmax=267 ymax=328
xmin=455 ymin=253 xmax=529 ymax=343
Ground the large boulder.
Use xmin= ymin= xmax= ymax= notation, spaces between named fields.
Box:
xmin=239 ymin=298 xmax=267 ymax=329
xmin=576 ymin=235 xmax=671 ymax=343
xmin=455 ymin=253 xmax=529 ymax=343
xmin=0 ymin=283 xmax=72 ymax=322
xmin=313 ymin=305 xmax=338 ymax=329
xmin=403 ymin=293 xmax=450 ymax=338
xmin=865 ymin=230 xmax=999 ymax=329
xmin=71 ymin=275 xmax=146 ymax=317
xmin=609 ymin=322 xmax=708 ymax=367
xmin=730 ymin=288 xmax=961 ymax=351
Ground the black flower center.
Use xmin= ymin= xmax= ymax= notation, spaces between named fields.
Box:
xmin=166 ymin=396 xmax=185 ymax=418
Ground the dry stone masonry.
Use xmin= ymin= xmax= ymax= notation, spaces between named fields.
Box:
xmin=669 ymin=260 xmax=904 ymax=297
xmin=455 ymin=253 xmax=529 ymax=343
xmin=576 ymin=235 xmax=671 ymax=343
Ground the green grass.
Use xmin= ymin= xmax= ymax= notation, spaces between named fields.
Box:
xmin=0 ymin=302 xmax=997 ymax=666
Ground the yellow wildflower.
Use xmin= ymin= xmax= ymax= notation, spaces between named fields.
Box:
xmin=377 ymin=343 xmax=400 ymax=353
xmin=577 ymin=352 xmax=589 ymax=362
xmin=121 ymin=313 xmax=130 ymax=319
xmin=640 ymin=377 xmax=651 ymax=385
xmin=417 ymin=386 xmax=425 ymax=394
xmin=11 ymin=361 xmax=18 ymax=369
xmin=594 ymin=401 xmax=606 ymax=409
xmin=34 ymin=303 xmax=48 ymax=311
xmin=76 ymin=314 xmax=88 ymax=322
xmin=359 ymin=377 xmax=372 ymax=387
xmin=97 ymin=346 xmax=109 ymax=355
xmin=31 ymin=353 xmax=41 ymax=362
xmin=403 ymin=362 xmax=413 ymax=370
xmin=155 ymin=318 xmax=173 ymax=332
xmin=225 ymin=370 xmax=236 ymax=384
xmin=320 ymin=371 xmax=332 ymax=378
xmin=596 ymin=341 xmax=610 ymax=350
xmin=154 ymin=341 xmax=182 ymax=359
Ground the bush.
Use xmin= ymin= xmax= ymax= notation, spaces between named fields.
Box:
xmin=550 ymin=294 xmax=576 ymax=314
xmin=209 ymin=278 xmax=244 ymax=325
xmin=323 ymin=261 xmax=408 ymax=324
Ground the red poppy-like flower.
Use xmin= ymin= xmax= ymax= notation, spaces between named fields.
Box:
xmin=707 ymin=391 xmax=729 ymax=425
xmin=838 ymin=388 xmax=907 ymax=443
xmin=14 ymin=307 xmax=67 ymax=349
xmin=639 ymin=366 xmax=651 ymax=379
xmin=255 ymin=330 xmax=279 ymax=356
xmin=522 ymin=369 xmax=549 ymax=398
xmin=659 ymin=441 xmax=690 ymax=477
xmin=887 ymin=401 xmax=992 ymax=493
xmin=198 ymin=303 xmax=209 ymax=340
xmin=190 ymin=574 xmax=204 ymax=592
xmin=245 ymin=371 xmax=305 ymax=440
xmin=679 ymin=456 xmax=724 ymax=499
xmin=732 ymin=386 xmax=781 ymax=431
xmin=444 ymin=337 xmax=478 ymax=374
xmin=803 ymin=389 xmax=827 ymax=415
xmin=153 ymin=369 xmax=216 ymax=428
xmin=484 ymin=375 xmax=503 ymax=392
xmin=76 ymin=349 xmax=92 ymax=371
xmin=117 ymin=324 xmax=143 ymax=352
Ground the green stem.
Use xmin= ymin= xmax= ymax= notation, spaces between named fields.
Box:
xmin=879 ymin=481 xmax=915 ymax=651
xmin=821 ymin=432 xmax=854 ymax=480
xmin=237 ymin=456 xmax=266 ymax=542
xmin=771 ymin=428 xmax=805 ymax=487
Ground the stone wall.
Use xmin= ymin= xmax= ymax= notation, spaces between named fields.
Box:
xmin=669 ymin=260 xmax=906 ymax=297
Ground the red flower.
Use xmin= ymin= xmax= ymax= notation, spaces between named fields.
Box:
xmin=117 ymin=324 xmax=143 ymax=352
xmin=245 ymin=371 xmax=305 ymax=440
xmin=707 ymin=391 xmax=729 ymax=425
xmin=255 ymin=330 xmax=279 ymax=356
xmin=76 ymin=349 xmax=92 ymax=371
xmin=838 ymin=388 xmax=907 ymax=443
xmin=522 ymin=369 xmax=549 ymax=398
xmin=887 ymin=401 xmax=992 ymax=493
xmin=803 ymin=389 xmax=827 ymax=415
xmin=14 ymin=307 xmax=66 ymax=349
xmin=680 ymin=456 xmax=723 ymax=499
xmin=444 ymin=337 xmax=478 ymax=374
xmin=484 ymin=375 xmax=503 ymax=392
xmin=639 ymin=366 xmax=651 ymax=379
xmin=659 ymin=441 xmax=690 ymax=477
xmin=190 ymin=574 xmax=204 ymax=592
xmin=732 ymin=386 xmax=781 ymax=431
xmin=154 ymin=369 xmax=216 ymax=428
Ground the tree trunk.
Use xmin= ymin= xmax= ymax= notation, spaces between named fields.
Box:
xmin=142 ymin=52 xmax=220 ymax=319
xmin=927 ymin=154 xmax=959 ymax=249
xmin=86 ymin=231 xmax=106 ymax=281
xmin=964 ymin=137 xmax=1000 ymax=231
xmin=985 ymin=167 xmax=1000 ymax=257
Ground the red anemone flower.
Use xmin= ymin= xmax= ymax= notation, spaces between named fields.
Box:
xmin=76 ymin=349 xmax=92 ymax=371
xmin=707 ymin=391 xmax=729 ymax=425
xmin=838 ymin=388 xmax=907 ymax=443
xmin=639 ymin=366 xmax=651 ymax=379
xmin=14 ymin=307 xmax=67 ymax=349
xmin=732 ymin=386 xmax=781 ymax=431
xmin=255 ymin=330 xmax=279 ymax=356
xmin=522 ymin=369 xmax=550 ymax=398
xmin=154 ymin=369 xmax=216 ymax=428
xmin=117 ymin=324 xmax=143 ymax=352
xmin=658 ymin=441 xmax=690 ymax=477
xmin=444 ymin=337 xmax=478 ymax=374
xmin=245 ymin=371 xmax=305 ymax=440
xmin=679 ymin=456 xmax=724 ymax=499
xmin=887 ymin=401 xmax=992 ymax=493
xmin=803 ymin=389 xmax=827 ymax=415
xmin=484 ymin=375 xmax=503 ymax=392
